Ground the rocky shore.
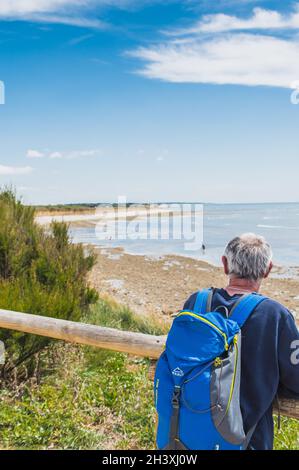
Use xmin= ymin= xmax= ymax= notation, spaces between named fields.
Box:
xmin=89 ymin=246 xmax=299 ymax=321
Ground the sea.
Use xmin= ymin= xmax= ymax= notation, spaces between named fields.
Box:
xmin=69 ymin=203 xmax=299 ymax=267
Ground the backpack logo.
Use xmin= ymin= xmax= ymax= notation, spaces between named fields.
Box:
xmin=172 ymin=367 xmax=184 ymax=377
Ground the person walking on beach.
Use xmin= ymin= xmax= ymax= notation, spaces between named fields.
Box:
xmin=181 ymin=233 xmax=299 ymax=450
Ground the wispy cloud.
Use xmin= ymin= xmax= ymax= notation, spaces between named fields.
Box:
xmin=27 ymin=148 xmax=101 ymax=160
xmin=27 ymin=149 xmax=45 ymax=158
xmin=173 ymin=5 xmax=299 ymax=34
xmin=26 ymin=13 xmax=106 ymax=29
xmin=0 ymin=1 xmax=104 ymax=29
xmin=49 ymin=149 xmax=102 ymax=159
xmin=0 ymin=1 xmax=78 ymax=15
xmin=0 ymin=0 xmax=142 ymax=28
xmin=68 ymin=33 xmax=94 ymax=45
xmin=0 ymin=165 xmax=33 ymax=175
xmin=131 ymin=4 xmax=299 ymax=89
xmin=49 ymin=151 xmax=63 ymax=159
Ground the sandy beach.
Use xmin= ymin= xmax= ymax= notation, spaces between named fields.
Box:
xmin=35 ymin=205 xmax=190 ymax=227
xmin=89 ymin=246 xmax=299 ymax=321
xmin=35 ymin=209 xmax=299 ymax=322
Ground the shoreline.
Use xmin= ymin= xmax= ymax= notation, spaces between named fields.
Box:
xmin=35 ymin=210 xmax=299 ymax=320
xmin=35 ymin=205 xmax=191 ymax=226
xmin=88 ymin=246 xmax=299 ymax=321
xmin=35 ymin=209 xmax=299 ymax=277
xmin=88 ymin=243 xmax=299 ymax=281
xmin=78 ymin=239 xmax=299 ymax=281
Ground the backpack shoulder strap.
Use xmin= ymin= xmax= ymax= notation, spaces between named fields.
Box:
xmin=229 ymin=293 xmax=267 ymax=328
xmin=193 ymin=288 xmax=214 ymax=314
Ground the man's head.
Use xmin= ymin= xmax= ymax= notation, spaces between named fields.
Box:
xmin=222 ymin=233 xmax=273 ymax=286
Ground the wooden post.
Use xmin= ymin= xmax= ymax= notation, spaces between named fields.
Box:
xmin=0 ymin=308 xmax=298 ymax=420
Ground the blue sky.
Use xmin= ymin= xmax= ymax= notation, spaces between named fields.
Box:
xmin=0 ymin=0 xmax=299 ymax=204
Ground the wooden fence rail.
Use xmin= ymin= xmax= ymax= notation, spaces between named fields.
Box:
xmin=0 ymin=308 xmax=298 ymax=420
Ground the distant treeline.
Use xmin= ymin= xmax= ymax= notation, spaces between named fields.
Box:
xmin=33 ymin=203 xmax=99 ymax=213
xmin=33 ymin=202 xmax=154 ymax=213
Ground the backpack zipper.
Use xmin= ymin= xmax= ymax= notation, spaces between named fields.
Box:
xmin=224 ymin=337 xmax=238 ymax=416
xmin=177 ymin=311 xmax=229 ymax=351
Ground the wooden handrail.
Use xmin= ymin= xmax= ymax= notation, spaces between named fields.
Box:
xmin=0 ymin=309 xmax=166 ymax=358
xmin=0 ymin=308 xmax=298 ymax=420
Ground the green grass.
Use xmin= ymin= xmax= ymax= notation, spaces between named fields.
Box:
xmin=0 ymin=298 xmax=164 ymax=450
xmin=0 ymin=344 xmax=155 ymax=450
xmin=274 ymin=416 xmax=299 ymax=450
xmin=87 ymin=296 xmax=169 ymax=336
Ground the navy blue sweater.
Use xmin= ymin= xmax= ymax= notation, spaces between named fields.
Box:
xmin=183 ymin=288 xmax=299 ymax=450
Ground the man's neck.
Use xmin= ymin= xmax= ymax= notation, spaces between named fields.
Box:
xmin=225 ymin=277 xmax=261 ymax=296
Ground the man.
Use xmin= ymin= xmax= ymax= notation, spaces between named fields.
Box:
xmin=183 ymin=233 xmax=299 ymax=450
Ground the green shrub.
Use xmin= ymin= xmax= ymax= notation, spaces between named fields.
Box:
xmin=0 ymin=189 xmax=98 ymax=380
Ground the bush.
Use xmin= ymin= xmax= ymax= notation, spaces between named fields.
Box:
xmin=0 ymin=189 xmax=98 ymax=380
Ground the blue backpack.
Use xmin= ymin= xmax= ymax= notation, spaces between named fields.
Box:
xmin=154 ymin=288 xmax=266 ymax=450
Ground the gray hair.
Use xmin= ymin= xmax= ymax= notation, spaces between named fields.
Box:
xmin=224 ymin=233 xmax=273 ymax=281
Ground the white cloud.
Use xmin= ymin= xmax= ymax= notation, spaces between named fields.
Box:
xmin=0 ymin=0 xmax=106 ymax=28
xmin=26 ymin=148 xmax=101 ymax=159
xmin=0 ymin=0 xmax=138 ymax=28
xmin=26 ymin=149 xmax=45 ymax=158
xmin=67 ymin=149 xmax=100 ymax=159
xmin=49 ymin=151 xmax=63 ymax=159
xmin=131 ymin=5 xmax=299 ymax=89
xmin=26 ymin=13 xmax=106 ymax=29
xmin=0 ymin=0 xmax=136 ymax=15
xmin=0 ymin=165 xmax=33 ymax=175
xmin=48 ymin=149 xmax=101 ymax=159
xmin=175 ymin=5 xmax=299 ymax=35
xmin=0 ymin=1 xmax=82 ymax=15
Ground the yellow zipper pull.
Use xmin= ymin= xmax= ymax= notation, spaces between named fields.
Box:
xmin=214 ymin=357 xmax=222 ymax=367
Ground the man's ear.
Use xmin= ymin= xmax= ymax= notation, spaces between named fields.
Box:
xmin=264 ymin=261 xmax=273 ymax=279
xmin=222 ymin=256 xmax=229 ymax=275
